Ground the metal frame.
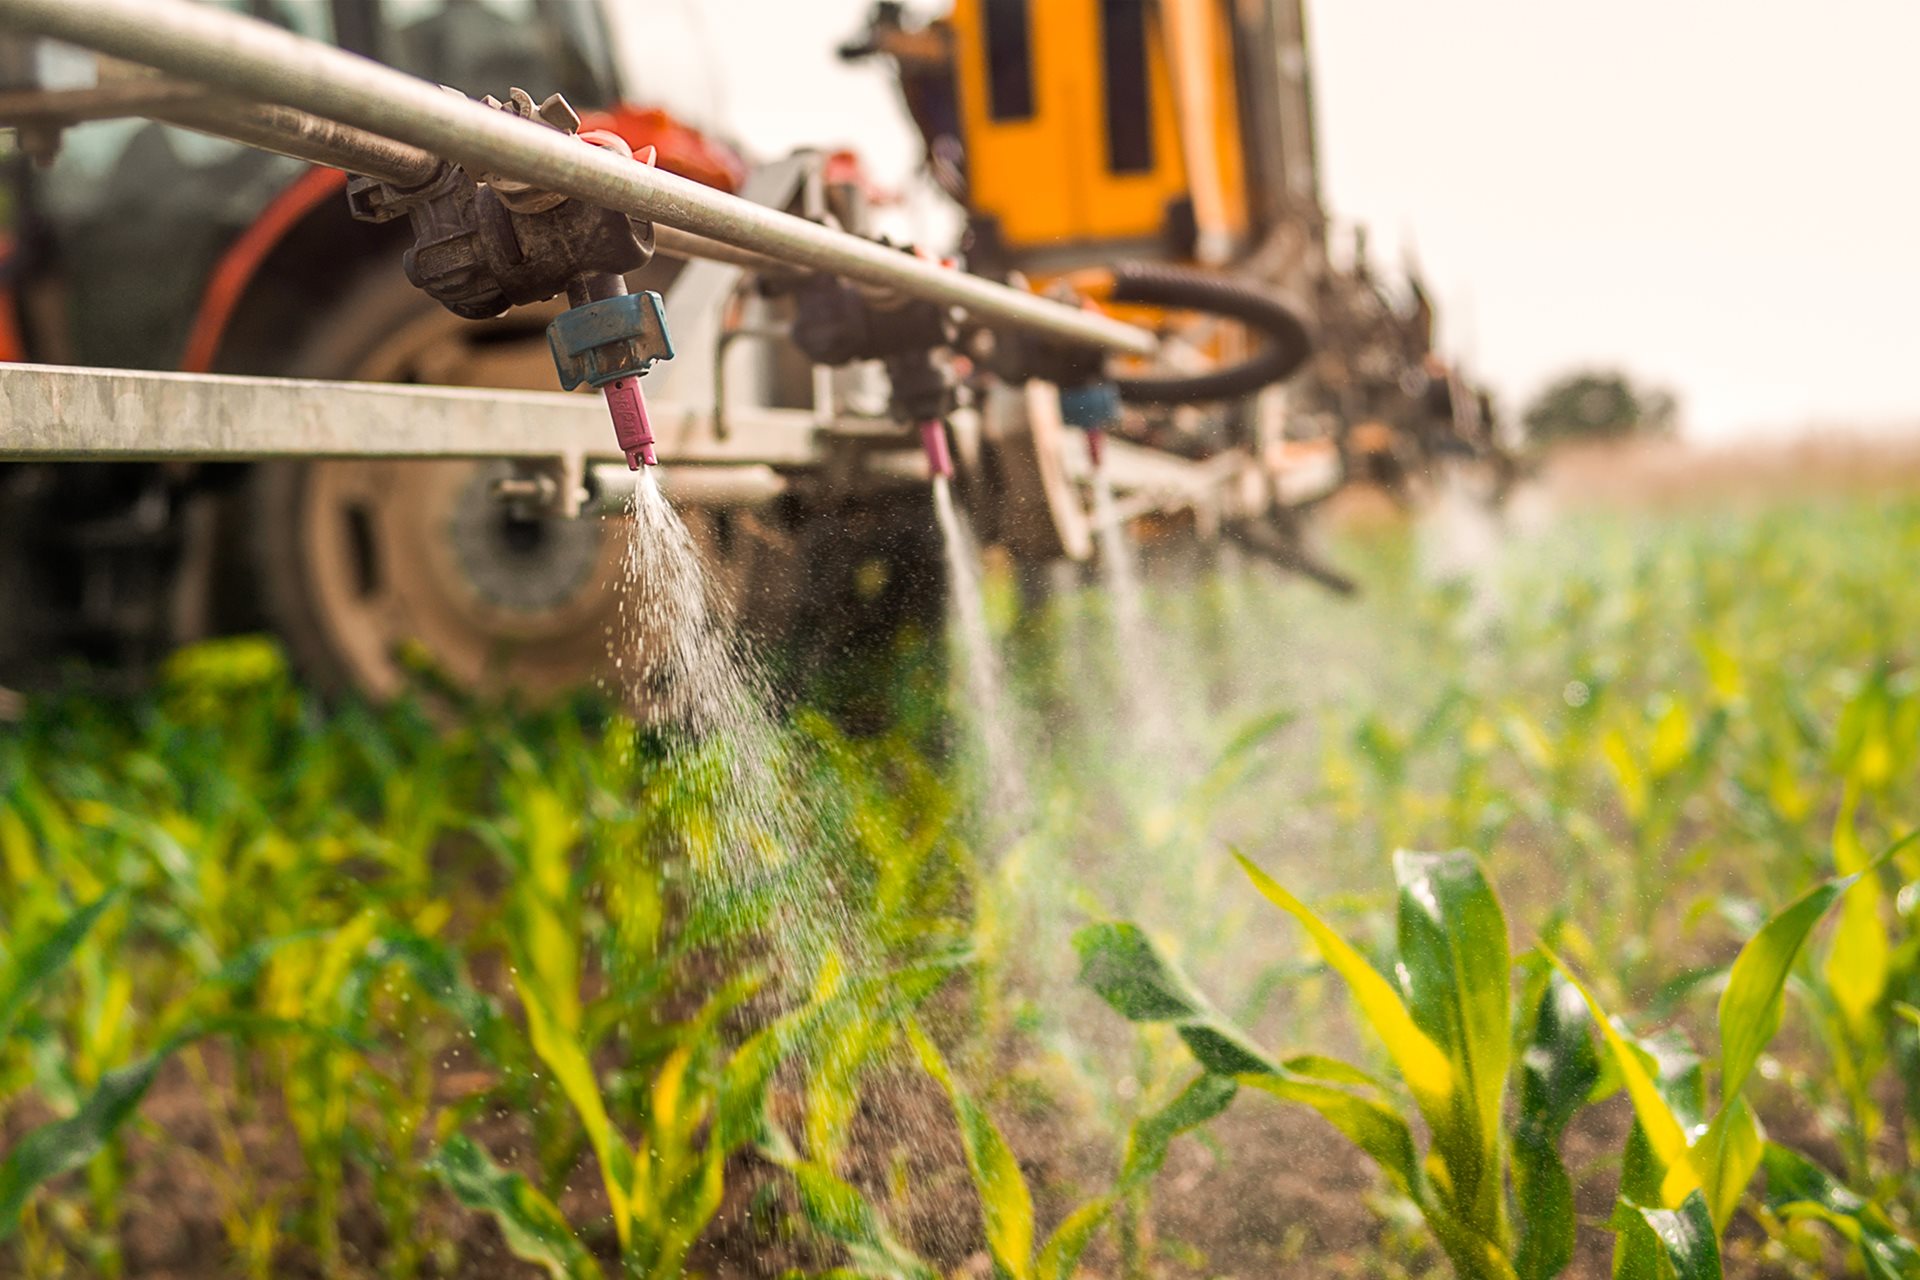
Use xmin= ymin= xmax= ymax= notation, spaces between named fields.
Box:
xmin=0 ymin=362 xmax=819 ymax=467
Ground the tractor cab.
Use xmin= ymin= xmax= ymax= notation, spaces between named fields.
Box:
xmin=843 ymin=0 xmax=1495 ymax=501
xmin=8 ymin=0 xmax=626 ymax=370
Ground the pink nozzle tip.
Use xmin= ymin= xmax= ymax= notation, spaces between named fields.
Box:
xmin=602 ymin=377 xmax=657 ymax=469
xmin=920 ymin=420 xmax=954 ymax=480
xmin=1086 ymin=428 xmax=1105 ymax=468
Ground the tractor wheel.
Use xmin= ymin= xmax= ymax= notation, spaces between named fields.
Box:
xmin=248 ymin=272 xmax=789 ymax=701
xmin=980 ymin=380 xmax=1093 ymax=565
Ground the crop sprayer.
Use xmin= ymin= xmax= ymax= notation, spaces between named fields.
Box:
xmin=0 ymin=0 xmax=1499 ymax=699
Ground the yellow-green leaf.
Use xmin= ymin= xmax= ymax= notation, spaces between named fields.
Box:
xmin=1761 ymin=1142 xmax=1920 ymax=1280
xmin=1238 ymin=1073 xmax=1423 ymax=1203
xmin=0 ymin=891 xmax=119 ymax=1045
xmin=1603 ymin=730 xmax=1648 ymax=823
xmin=1035 ymin=1198 xmax=1113 ymax=1280
xmin=1631 ymin=1191 xmax=1722 ymax=1280
xmin=908 ymin=1021 xmax=1034 ymax=1280
xmin=1393 ymin=849 xmax=1511 ymax=1234
xmin=515 ymin=973 xmax=634 ymax=1249
xmin=1544 ymin=951 xmax=1700 ymax=1207
xmin=1694 ymin=1096 xmax=1763 ymax=1232
xmin=431 ymin=1135 xmax=601 ymax=1280
xmin=1718 ymin=875 xmax=1852 ymax=1106
xmin=1237 ymin=854 xmax=1455 ymax=1108
xmin=1648 ymin=701 xmax=1693 ymax=778
xmin=1823 ymin=789 xmax=1888 ymax=1034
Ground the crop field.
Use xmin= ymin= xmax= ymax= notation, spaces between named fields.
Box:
xmin=3 ymin=467 xmax=1919 ymax=1279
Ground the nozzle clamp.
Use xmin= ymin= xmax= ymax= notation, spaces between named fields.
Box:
xmin=1059 ymin=381 xmax=1122 ymax=431
xmin=547 ymin=291 xmax=676 ymax=391
xmin=549 ymin=290 xmax=675 ymax=469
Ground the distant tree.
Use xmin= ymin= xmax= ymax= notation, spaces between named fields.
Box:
xmin=1522 ymin=369 xmax=1679 ymax=445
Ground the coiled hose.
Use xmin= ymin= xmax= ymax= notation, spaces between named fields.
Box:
xmin=1106 ymin=262 xmax=1314 ymax=406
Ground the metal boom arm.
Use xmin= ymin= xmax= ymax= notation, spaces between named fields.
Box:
xmin=0 ymin=0 xmax=1158 ymax=360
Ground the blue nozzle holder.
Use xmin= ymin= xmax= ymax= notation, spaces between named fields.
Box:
xmin=547 ymin=290 xmax=676 ymax=391
xmin=1059 ymin=381 xmax=1121 ymax=431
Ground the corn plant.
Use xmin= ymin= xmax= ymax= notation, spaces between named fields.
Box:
xmin=1075 ymin=844 xmax=1920 ymax=1279
xmin=772 ymin=1014 xmax=1236 ymax=1280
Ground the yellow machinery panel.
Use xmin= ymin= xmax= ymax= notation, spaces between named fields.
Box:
xmin=949 ymin=0 xmax=1251 ymax=266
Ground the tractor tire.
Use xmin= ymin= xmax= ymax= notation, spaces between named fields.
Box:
xmin=247 ymin=271 xmax=794 ymax=701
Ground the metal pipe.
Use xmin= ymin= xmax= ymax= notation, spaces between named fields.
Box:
xmin=2 ymin=81 xmax=798 ymax=268
xmin=0 ymin=0 xmax=1158 ymax=359
xmin=152 ymin=97 xmax=440 ymax=186
xmin=0 ymin=78 xmax=213 ymax=124
xmin=0 ymin=361 xmax=824 ymax=465
xmin=652 ymin=225 xmax=795 ymax=275
xmin=592 ymin=462 xmax=788 ymax=511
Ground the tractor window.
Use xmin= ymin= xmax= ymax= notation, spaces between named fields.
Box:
xmin=981 ymin=0 xmax=1035 ymax=122
xmin=1099 ymin=0 xmax=1153 ymax=174
xmin=203 ymin=0 xmax=336 ymax=44
xmin=370 ymin=0 xmax=619 ymax=109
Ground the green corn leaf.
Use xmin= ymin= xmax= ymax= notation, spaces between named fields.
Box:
xmin=1602 ymin=730 xmax=1648 ymax=824
xmin=1627 ymin=1191 xmax=1722 ymax=1280
xmin=1895 ymin=1002 xmax=1920 ymax=1032
xmin=1760 ymin=1143 xmax=1920 ymax=1280
xmin=1236 ymin=1073 xmax=1423 ymax=1204
xmin=1545 ymin=951 xmax=1700 ymax=1209
xmin=0 ymin=1052 xmax=163 ymax=1239
xmin=430 ymin=1134 xmax=602 ymax=1280
xmin=1034 ymin=1198 xmax=1114 ymax=1280
xmin=1718 ymin=852 xmax=1890 ymax=1105
xmin=1612 ymin=1034 xmax=1707 ymax=1280
xmin=1034 ymin=1076 xmax=1239 ymax=1280
xmin=718 ymin=1009 xmax=804 ymax=1152
xmin=1247 ymin=1070 xmax=1515 ymax=1280
xmin=0 ymin=1014 xmax=340 ymax=1242
xmin=515 ymin=972 xmax=636 ymax=1251
xmin=1185 ymin=708 xmax=1298 ymax=812
xmin=369 ymin=932 xmax=505 ymax=1042
xmin=1073 ymin=922 xmax=1277 ymax=1075
xmin=907 ymin=1020 xmax=1035 ymax=1280
xmin=1116 ymin=1073 xmax=1239 ymax=1194
xmin=0 ymin=890 xmax=119 ymax=1044
xmin=1393 ymin=850 xmax=1511 ymax=1230
xmin=1823 ymin=790 xmax=1889 ymax=1034
xmin=1071 ymin=928 xmax=1442 ymax=1274
xmin=782 ymin=1155 xmax=941 ymax=1280
xmin=1692 ymin=1097 xmax=1763 ymax=1233
xmin=1235 ymin=854 xmax=1455 ymax=1111
xmin=1514 ymin=972 xmax=1602 ymax=1280
xmin=1278 ymin=1053 xmax=1391 ymax=1092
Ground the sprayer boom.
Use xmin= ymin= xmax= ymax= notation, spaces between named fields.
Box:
xmin=0 ymin=0 xmax=1159 ymax=364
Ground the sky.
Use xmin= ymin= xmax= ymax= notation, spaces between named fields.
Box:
xmin=614 ymin=0 xmax=1920 ymax=441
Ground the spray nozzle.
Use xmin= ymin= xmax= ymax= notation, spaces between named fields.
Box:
xmin=603 ymin=376 xmax=657 ymax=468
xmin=548 ymin=284 xmax=675 ymax=468
xmin=1059 ymin=380 xmax=1121 ymax=471
xmin=1085 ymin=428 xmax=1106 ymax=468
xmin=920 ymin=420 xmax=955 ymax=480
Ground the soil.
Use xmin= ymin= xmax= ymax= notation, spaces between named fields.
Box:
xmin=9 ymin=1039 xmax=1839 ymax=1280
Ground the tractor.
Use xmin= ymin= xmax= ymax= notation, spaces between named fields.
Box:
xmin=0 ymin=0 xmax=1491 ymax=699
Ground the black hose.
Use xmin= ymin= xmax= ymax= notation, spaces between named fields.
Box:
xmin=1106 ymin=262 xmax=1314 ymax=406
